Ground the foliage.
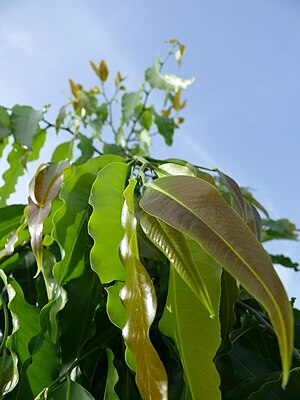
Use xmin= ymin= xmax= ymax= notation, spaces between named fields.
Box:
xmin=0 ymin=41 xmax=299 ymax=400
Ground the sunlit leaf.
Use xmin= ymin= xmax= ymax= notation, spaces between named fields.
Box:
xmin=89 ymin=161 xmax=128 ymax=283
xmin=76 ymin=133 xmax=94 ymax=163
xmin=0 ymin=144 xmax=27 ymax=207
xmin=140 ymin=175 xmax=294 ymax=387
xmin=0 ymin=354 xmax=14 ymax=395
xmin=121 ymin=91 xmax=141 ymax=123
xmin=51 ymin=141 xmax=74 ymax=162
xmin=145 ymin=63 xmax=173 ymax=91
xmin=163 ymin=74 xmax=195 ymax=91
xmin=11 ymin=105 xmax=43 ymax=150
xmin=140 ymin=212 xmax=215 ymax=317
xmin=159 ymin=241 xmax=222 ymax=399
xmin=28 ymin=161 xmax=69 ymax=276
xmin=119 ymin=179 xmax=168 ymax=400
xmin=53 ymin=155 xmax=123 ymax=284
xmin=105 ymin=282 xmax=127 ymax=329
xmin=90 ymin=60 xmax=100 ymax=78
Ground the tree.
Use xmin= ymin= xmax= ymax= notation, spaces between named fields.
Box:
xmin=0 ymin=41 xmax=299 ymax=400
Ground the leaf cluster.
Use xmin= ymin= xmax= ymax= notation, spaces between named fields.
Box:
xmin=0 ymin=42 xmax=299 ymax=400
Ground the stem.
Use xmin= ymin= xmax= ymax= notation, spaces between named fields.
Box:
xmin=236 ymin=300 xmax=300 ymax=366
xmin=100 ymin=81 xmax=118 ymax=136
xmin=0 ymin=294 xmax=9 ymax=354
xmin=43 ymin=119 xmax=102 ymax=155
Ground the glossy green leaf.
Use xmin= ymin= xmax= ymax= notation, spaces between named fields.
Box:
xmin=159 ymin=240 xmax=222 ymax=400
xmin=48 ymin=380 xmax=95 ymax=399
xmin=104 ymin=349 xmax=120 ymax=400
xmin=89 ymin=161 xmax=128 ymax=283
xmin=140 ymin=212 xmax=215 ymax=317
xmin=121 ymin=92 xmax=141 ymax=123
xmin=156 ymin=162 xmax=195 ymax=178
xmin=140 ymin=175 xmax=294 ymax=387
xmin=11 ymin=105 xmax=43 ymax=149
xmin=105 ymin=282 xmax=127 ymax=329
xmin=0 ymin=144 xmax=27 ymax=207
xmin=154 ymin=113 xmax=176 ymax=146
xmin=119 ymin=179 xmax=168 ymax=400
xmin=51 ymin=141 xmax=74 ymax=162
xmin=52 ymin=156 xmax=123 ymax=284
xmin=28 ymin=161 xmax=69 ymax=276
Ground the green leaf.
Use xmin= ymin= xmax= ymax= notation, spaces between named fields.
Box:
xmin=76 ymin=133 xmax=94 ymax=163
xmin=121 ymin=92 xmax=141 ymax=123
xmin=11 ymin=105 xmax=43 ymax=149
xmin=145 ymin=63 xmax=195 ymax=91
xmin=139 ymin=110 xmax=153 ymax=130
xmin=0 ymin=136 xmax=9 ymax=159
xmin=140 ymin=212 xmax=215 ymax=317
xmin=0 ymin=106 xmax=11 ymax=139
xmin=0 ymin=144 xmax=27 ymax=207
xmin=119 ymin=179 xmax=168 ymax=400
xmin=89 ymin=161 xmax=128 ymax=283
xmin=159 ymin=241 xmax=222 ymax=400
xmin=140 ymin=175 xmax=294 ymax=387
xmin=52 ymin=155 xmax=124 ymax=284
xmin=99 ymin=59 xmax=109 ymax=82
xmin=270 ymin=254 xmax=299 ymax=271
xmin=105 ymin=282 xmax=127 ymax=329
xmin=0 ymin=354 xmax=14 ymax=395
xmin=28 ymin=161 xmax=70 ymax=276
xmin=58 ymin=267 xmax=101 ymax=365
xmin=154 ymin=112 xmax=176 ymax=146
xmin=262 ymin=218 xmax=299 ymax=242
xmin=48 ymin=380 xmax=95 ymax=399
xmin=104 ymin=349 xmax=120 ymax=400
xmin=27 ymin=129 xmax=47 ymax=162
xmin=0 ymin=205 xmax=25 ymax=239
xmin=51 ymin=141 xmax=74 ymax=162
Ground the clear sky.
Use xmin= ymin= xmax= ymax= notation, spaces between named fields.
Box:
xmin=0 ymin=0 xmax=299 ymax=304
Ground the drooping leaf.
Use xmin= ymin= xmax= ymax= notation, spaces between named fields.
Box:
xmin=154 ymin=112 xmax=176 ymax=146
xmin=241 ymin=188 xmax=270 ymax=218
xmin=140 ymin=175 xmax=294 ymax=387
xmin=89 ymin=161 xmax=128 ymax=284
xmin=28 ymin=161 xmax=70 ymax=276
xmin=52 ymin=156 xmax=123 ymax=284
xmin=140 ymin=212 xmax=215 ymax=317
xmin=121 ymin=92 xmax=141 ymax=123
xmin=104 ymin=349 xmax=120 ymax=400
xmin=48 ymin=380 xmax=95 ymax=400
xmin=11 ymin=105 xmax=43 ymax=150
xmin=0 ymin=354 xmax=14 ymax=395
xmin=159 ymin=240 xmax=222 ymax=400
xmin=105 ymin=282 xmax=127 ymax=329
xmin=217 ymin=170 xmax=246 ymax=219
xmin=119 ymin=179 xmax=168 ymax=400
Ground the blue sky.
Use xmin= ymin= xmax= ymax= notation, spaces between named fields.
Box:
xmin=0 ymin=0 xmax=299 ymax=303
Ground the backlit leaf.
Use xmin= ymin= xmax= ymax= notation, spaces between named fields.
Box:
xmin=51 ymin=141 xmax=74 ymax=162
xmin=99 ymin=60 xmax=109 ymax=82
xmin=89 ymin=161 xmax=128 ymax=283
xmin=140 ymin=212 xmax=215 ymax=317
xmin=0 ymin=106 xmax=11 ymax=139
xmin=140 ymin=175 xmax=294 ymax=387
xmin=11 ymin=105 xmax=43 ymax=149
xmin=119 ymin=179 xmax=168 ymax=400
xmin=159 ymin=241 xmax=222 ymax=400
xmin=28 ymin=161 xmax=69 ymax=276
